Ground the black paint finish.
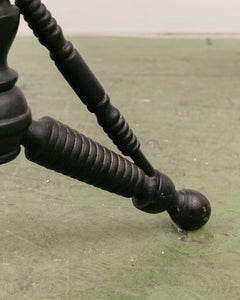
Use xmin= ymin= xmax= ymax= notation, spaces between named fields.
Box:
xmin=15 ymin=0 xmax=155 ymax=177
xmin=0 ymin=0 xmax=211 ymax=231
xmin=0 ymin=0 xmax=32 ymax=164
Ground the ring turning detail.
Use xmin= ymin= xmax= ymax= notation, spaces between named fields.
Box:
xmin=0 ymin=0 xmax=211 ymax=231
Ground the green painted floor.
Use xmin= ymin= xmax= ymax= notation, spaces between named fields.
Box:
xmin=0 ymin=36 xmax=240 ymax=299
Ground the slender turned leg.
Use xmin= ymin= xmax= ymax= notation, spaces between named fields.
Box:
xmin=15 ymin=0 xmax=155 ymax=176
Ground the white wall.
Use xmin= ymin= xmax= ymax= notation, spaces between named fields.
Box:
xmin=16 ymin=0 xmax=240 ymax=34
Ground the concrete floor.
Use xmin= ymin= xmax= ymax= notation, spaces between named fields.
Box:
xmin=0 ymin=36 xmax=240 ymax=299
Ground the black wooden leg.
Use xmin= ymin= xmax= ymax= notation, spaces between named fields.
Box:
xmin=15 ymin=0 xmax=156 ymax=176
xmin=0 ymin=0 xmax=211 ymax=231
xmin=22 ymin=117 xmax=211 ymax=230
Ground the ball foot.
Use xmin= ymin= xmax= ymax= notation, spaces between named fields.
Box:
xmin=167 ymin=189 xmax=211 ymax=231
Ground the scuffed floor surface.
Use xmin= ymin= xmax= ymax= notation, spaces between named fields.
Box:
xmin=0 ymin=36 xmax=240 ymax=299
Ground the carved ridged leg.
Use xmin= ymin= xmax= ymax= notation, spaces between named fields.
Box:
xmin=23 ymin=117 xmax=156 ymax=200
xmin=22 ymin=117 xmax=211 ymax=230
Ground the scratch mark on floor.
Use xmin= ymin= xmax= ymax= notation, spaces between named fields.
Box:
xmin=5 ymin=230 xmax=45 ymax=249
